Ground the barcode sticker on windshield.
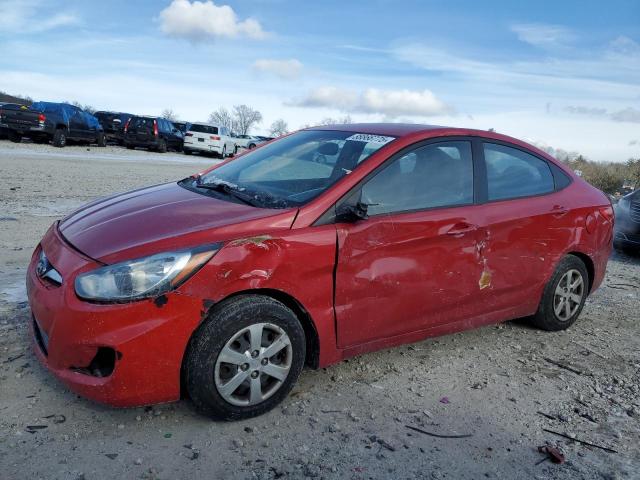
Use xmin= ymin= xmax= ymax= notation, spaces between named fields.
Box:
xmin=345 ymin=134 xmax=395 ymax=144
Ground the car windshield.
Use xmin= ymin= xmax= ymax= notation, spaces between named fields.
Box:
xmin=184 ymin=130 xmax=395 ymax=208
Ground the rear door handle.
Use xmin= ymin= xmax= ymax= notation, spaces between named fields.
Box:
xmin=446 ymin=222 xmax=478 ymax=236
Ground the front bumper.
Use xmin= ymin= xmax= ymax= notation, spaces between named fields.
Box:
xmin=615 ymin=230 xmax=640 ymax=247
xmin=26 ymin=224 xmax=205 ymax=407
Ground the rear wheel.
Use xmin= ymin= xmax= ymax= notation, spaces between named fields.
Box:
xmin=530 ymin=255 xmax=589 ymax=331
xmin=184 ymin=295 xmax=305 ymax=420
xmin=248 ymin=143 xmax=256 ymax=149
xmin=221 ymin=145 xmax=227 ymax=158
xmin=97 ymin=132 xmax=106 ymax=147
xmin=157 ymin=139 xmax=167 ymax=153
xmin=183 ymin=148 xmax=192 ymax=155
xmin=8 ymin=131 xmax=22 ymax=143
xmin=52 ymin=128 xmax=66 ymax=148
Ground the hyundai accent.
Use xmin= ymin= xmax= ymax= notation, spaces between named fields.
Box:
xmin=27 ymin=124 xmax=614 ymax=420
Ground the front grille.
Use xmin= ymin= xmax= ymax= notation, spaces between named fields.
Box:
xmin=630 ymin=201 xmax=640 ymax=223
xmin=33 ymin=317 xmax=49 ymax=356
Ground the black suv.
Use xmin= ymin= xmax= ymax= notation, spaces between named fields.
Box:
xmin=123 ymin=116 xmax=184 ymax=153
xmin=94 ymin=111 xmax=133 ymax=145
xmin=614 ymin=189 xmax=640 ymax=251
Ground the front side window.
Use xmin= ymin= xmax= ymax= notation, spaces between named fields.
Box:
xmin=484 ymin=143 xmax=554 ymax=201
xmin=361 ymin=141 xmax=474 ymax=216
xmin=187 ymin=130 xmax=395 ymax=208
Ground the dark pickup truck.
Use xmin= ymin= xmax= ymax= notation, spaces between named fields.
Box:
xmin=0 ymin=102 xmax=106 ymax=147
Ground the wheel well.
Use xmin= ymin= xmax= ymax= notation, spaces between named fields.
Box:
xmin=236 ymin=289 xmax=320 ymax=368
xmin=55 ymin=124 xmax=67 ymax=131
xmin=191 ymin=289 xmax=320 ymax=369
xmin=567 ymin=251 xmax=594 ymax=292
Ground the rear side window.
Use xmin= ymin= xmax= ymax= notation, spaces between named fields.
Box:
xmin=190 ymin=124 xmax=219 ymax=134
xmin=484 ymin=143 xmax=554 ymax=201
xmin=362 ymin=141 xmax=474 ymax=216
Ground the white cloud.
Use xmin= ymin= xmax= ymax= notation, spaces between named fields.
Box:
xmin=252 ymin=59 xmax=302 ymax=79
xmin=611 ymin=107 xmax=640 ymax=123
xmin=287 ymin=86 xmax=451 ymax=117
xmin=510 ymin=23 xmax=575 ymax=48
xmin=0 ymin=0 xmax=80 ymax=33
xmin=158 ymin=0 xmax=268 ymax=41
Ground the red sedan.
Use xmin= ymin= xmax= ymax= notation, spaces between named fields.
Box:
xmin=27 ymin=124 xmax=613 ymax=419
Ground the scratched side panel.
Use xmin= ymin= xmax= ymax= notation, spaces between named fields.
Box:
xmin=179 ymin=225 xmax=341 ymax=366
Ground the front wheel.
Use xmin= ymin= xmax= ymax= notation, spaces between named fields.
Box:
xmin=221 ymin=145 xmax=227 ymax=158
xmin=184 ymin=295 xmax=306 ymax=420
xmin=530 ymin=255 xmax=589 ymax=331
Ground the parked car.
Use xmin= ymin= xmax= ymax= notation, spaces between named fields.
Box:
xmin=27 ymin=124 xmax=613 ymax=420
xmin=183 ymin=123 xmax=236 ymax=157
xmin=0 ymin=102 xmax=21 ymax=139
xmin=123 ymin=116 xmax=184 ymax=152
xmin=0 ymin=101 xmax=105 ymax=147
xmin=94 ymin=111 xmax=133 ymax=145
xmin=232 ymin=134 xmax=260 ymax=149
xmin=614 ymin=189 xmax=640 ymax=251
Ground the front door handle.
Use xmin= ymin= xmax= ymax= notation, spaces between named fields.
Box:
xmin=446 ymin=222 xmax=478 ymax=236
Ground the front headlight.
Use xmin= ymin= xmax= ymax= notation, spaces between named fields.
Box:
xmin=75 ymin=245 xmax=220 ymax=302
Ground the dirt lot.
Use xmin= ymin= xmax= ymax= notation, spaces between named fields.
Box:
xmin=1 ymin=141 xmax=639 ymax=479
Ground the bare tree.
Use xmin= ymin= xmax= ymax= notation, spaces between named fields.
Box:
xmin=208 ymin=107 xmax=235 ymax=132
xmin=68 ymin=100 xmax=95 ymax=114
xmin=233 ymin=105 xmax=263 ymax=135
xmin=269 ymin=119 xmax=289 ymax=137
xmin=161 ymin=108 xmax=179 ymax=122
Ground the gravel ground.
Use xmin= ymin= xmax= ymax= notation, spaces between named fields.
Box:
xmin=1 ymin=141 xmax=639 ymax=480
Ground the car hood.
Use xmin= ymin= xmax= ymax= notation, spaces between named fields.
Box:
xmin=58 ymin=182 xmax=297 ymax=263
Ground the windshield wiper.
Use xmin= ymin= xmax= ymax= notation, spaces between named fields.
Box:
xmin=195 ymin=181 xmax=263 ymax=207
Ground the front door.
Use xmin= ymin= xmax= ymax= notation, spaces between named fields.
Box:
xmin=334 ymin=140 xmax=483 ymax=348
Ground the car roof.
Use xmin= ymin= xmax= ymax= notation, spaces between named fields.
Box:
xmin=307 ymin=123 xmax=558 ymax=162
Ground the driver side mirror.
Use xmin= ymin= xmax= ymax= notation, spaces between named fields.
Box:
xmin=336 ymin=201 xmax=369 ymax=223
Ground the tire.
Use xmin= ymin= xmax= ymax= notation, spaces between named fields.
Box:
xmin=530 ymin=255 xmax=589 ymax=331
xmin=126 ymin=144 xmax=135 ymax=150
xmin=8 ymin=131 xmax=22 ymax=143
xmin=157 ymin=139 xmax=167 ymax=153
xmin=52 ymin=128 xmax=66 ymax=148
xmin=97 ymin=133 xmax=106 ymax=147
xmin=221 ymin=145 xmax=227 ymax=158
xmin=184 ymin=295 xmax=306 ymax=420
xmin=248 ymin=143 xmax=256 ymax=149
xmin=183 ymin=148 xmax=192 ymax=155
xmin=233 ymin=146 xmax=238 ymax=156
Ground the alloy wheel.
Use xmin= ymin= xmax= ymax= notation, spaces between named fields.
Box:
xmin=553 ymin=269 xmax=584 ymax=321
xmin=214 ymin=323 xmax=292 ymax=406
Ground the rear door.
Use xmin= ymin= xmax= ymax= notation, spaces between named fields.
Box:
xmin=474 ymin=141 xmax=570 ymax=316
xmin=334 ymin=139 xmax=483 ymax=347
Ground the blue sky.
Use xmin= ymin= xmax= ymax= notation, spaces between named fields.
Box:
xmin=1 ymin=0 xmax=639 ymax=161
